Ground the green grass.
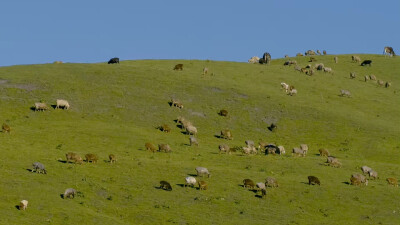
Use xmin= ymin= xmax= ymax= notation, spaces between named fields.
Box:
xmin=0 ymin=55 xmax=399 ymax=224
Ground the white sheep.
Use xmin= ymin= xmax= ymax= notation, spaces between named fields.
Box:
xmin=56 ymin=99 xmax=70 ymax=110
xmin=280 ymin=82 xmax=289 ymax=93
xmin=185 ymin=176 xmax=197 ymax=187
xmin=19 ymin=200 xmax=28 ymax=210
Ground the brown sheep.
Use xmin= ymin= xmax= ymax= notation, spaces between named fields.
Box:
xmin=109 ymin=154 xmax=116 ymax=163
xmin=243 ymin=179 xmax=256 ymax=189
xmin=158 ymin=124 xmax=171 ymax=133
xmin=219 ymin=109 xmax=228 ymax=117
xmin=145 ymin=142 xmax=157 ymax=152
xmin=220 ymin=129 xmax=233 ymax=140
xmin=66 ymin=152 xmax=83 ymax=164
xmin=219 ymin=144 xmax=231 ymax=154
xmin=386 ymin=178 xmax=398 ymax=187
xmin=159 ymin=181 xmax=172 ymax=191
xmin=198 ymin=180 xmax=208 ymax=190
xmin=85 ymin=153 xmax=98 ymax=163
xmin=308 ymin=176 xmax=320 ymax=185
xmin=319 ymin=148 xmax=330 ymax=157
xmin=189 ymin=136 xmax=199 ymax=146
xmin=173 ymin=64 xmax=183 ymax=71
xmin=2 ymin=123 xmax=11 ymax=133
xmin=351 ymin=173 xmax=368 ymax=186
xmin=158 ymin=144 xmax=171 ymax=153
xmin=350 ymin=72 xmax=356 ymax=79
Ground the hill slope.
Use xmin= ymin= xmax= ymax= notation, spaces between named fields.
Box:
xmin=0 ymin=55 xmax=399 ymax=224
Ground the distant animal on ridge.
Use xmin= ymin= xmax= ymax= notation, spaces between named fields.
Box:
xmin=108 ymin=57 xmax=119 ymax=64
xmin=383 ymin=46 xmax=396 ymax=57
xmin=361 ymin=60 xmax=372 ymax=66
xmin=173 ymin=64 xmax=183 ymax=70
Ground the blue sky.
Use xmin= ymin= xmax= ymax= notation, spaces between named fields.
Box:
xmin=1 ymin=0 xmax=399 ymax=66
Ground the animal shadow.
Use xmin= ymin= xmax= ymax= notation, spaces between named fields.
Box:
xmin=176 ymin=184 xmax=185 ymax=187
xmin=214 ymin=135 xmax=223 ymax=139
xmin=300 ymin=182 xmax=309 ymax=185
xmin=15 ymin=205 xmax=20 ymax=210
xmin=29 ymin=106 xmax=36 ymax=111
xmin=255 ymin=194 xmax=264 ymax=199
xmin=51 ymin=104 xmax=57 ymax=109
xmin=58 ymin=160 xmax=68 ymax=164
xmin=187 ymin=174 xmax=197 ymax=177
xmin=343 ymin=181 xmax=350 ymax=185
xmin=26 ymin=169 xmax=33 ymax=172
xmin=60 ymin=194 xmax=64 ymax=199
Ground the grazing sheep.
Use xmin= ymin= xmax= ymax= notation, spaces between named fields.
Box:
xmin=305 ymin=50 xmax=316 ymax=56
xmin=32 ymin=162 xmax=47 ymax=174
xmin=173 ymin=64 xmax=183 ymax=70
xmin=386 ymin=178 xmax=398 ymax=187
xmin=306 ymin=69 xmax=315 ymax=76
xmin=170 ymin=99 xmax=184 ymax=109
xmin=109 ymin=154 xmax=116 ymax=163
xmin=219 ymin=144 xmax=231 ymax=154
xmin=242 ymin=145 xmax=257 ymax=155
xmin=385 ymin=82 xmax=391 ymax=88
xmin=56 ymin=99 xmax=70 ymax=110
xmin=292 ymin=147 xmax=306 ymax=157
xmin=198 ymin=181 xmax=208 ymax=190
xmin=319 ymin=148 xmax=330 ymax=157
xmin=185 ymin=176 xmax=197 ymax=187
xmin=159 ymin=181 xmax=172 ymax=191
xmin=85 ymin=153 xmax=98 ymax=163
xmin=317 ymin=50 xmax=322 ymax=55
xmin=361 ymin=60 xmax=372 ymax=66
xmin=368 ymin=170 xmax=379 ymax=179
xmin=351 ymin=174 xmax=368 ymax=186
xmin=265 ymin=177 xmax=279 ymax=188
xmin=326 ymin=156 xmax=341 ymax=167
xmin=284 ymin=60 xmax=297 ymax=66
xmin=309 ymin=57 xmax=316 ymax=62
xmin=245 ymin=140 xmax=255 ymax=147
xmin=261 ymin=189 xmax=267 ymax=198
xmin=377 ymin=80 xmax=384 ymax=86
xmin=145 ymin=142 xmax=157 ymax=152
xmin=202 ymin=67 xmax=209 ymax=75
xmin=186 ymin=125 xmax=198 ymax=136
xmin=364 ymin=75 xmax=369 ymax=82
xmin=258 ymin=142 xmax=268 ymax=152
xmin=315 ymin=63 xmax=324 ymax=71
xmin=265 ymin=144 xmax=278 ymax=155
xmin=176 ymin=116 xmax=186 ymax=124
xmin=334 ymin=56 xmax=338 ymax=63
xmin=19 ymin=200 xmax=28 ymax=210
xmin=284 ymin=55 xmax=289 ymax=58
xmin=277 ymin=146 xmax=285 ymax=155
xmin=308 ymin=176 xmax=320 ymax=185
xmin=2 ymin=123 xmax=11 ymax=133
xmin=323 ymin=67 xmax=333 ymax=73
xmin=361 ymin=166 xmax=372 ymax=174
xmin=350 ymin=72 xmax=356 ymax=79
xmin=243 ymin=179 xmax=256 ymax=189
xmin=65 ymin=152 xmax=83 ymax=164
xmin=340 ymin=90 xmax=351 ymax=97
xmin=158 ymin=124 xmax=171 ymax=133
xmin=288 ymin=89 xmax=297 ymax=96
xmin=34 ymin=102 xmax=48 ymax=111
xmin=281 ymin=82 xmax=290 ymax=93
xmin=220 ymin=129 xmax=233 ymax=140
xmin=296 ymin=53 xmax=303 ymax=57
xmin=256 ymin=182 xmax=266 ymax=190
xmin=181 ymin=120 xmax=193 ymax=130
xmin=248 ymin=56 xmax=260 ymax=64
xmin=196 ymin=167 xmax=210 ymax=178
xmin=53 ymin=61 xmax=63 ymax=64
xmin=219 ymin=109 xmax=228 ymax=117
xmin=64 ymin=188 xmax=77 ymax=199
xmin=294 ymin=65 xmax=302 ymax=72
xmin=300 ymin=144 xmax=308 ymax=155
xmin=323 ymin=50 xmax=327 ymax=55
xmin=158 ymin=144 xmax=171 ymax=153
xmin=369 ymin=74 xmax=377 ymax=81
xmin=189 ymin=136 xmax=199 ymax=146
xmin=352 ymin=55 xmax=361 ymax=62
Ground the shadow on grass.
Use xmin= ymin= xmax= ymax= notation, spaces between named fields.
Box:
xmin=187 ymin=174 xmax=197 ymax=177
xmin=343 ymin=181 xmax=350 ymax=185
xmin=58 ymin=160 xmax=68 ymax=164
xmin=176 ymin=184 xmax=185 ymax=188
xmin=255 ymin=194 xmax=264 ymax=199
xmin=15 ymin=205 xmax=20 ymax=210
xmin=300 ymin=182 xmax=310 ymax=185
xmin=60 ymin=194 xmax=64 ymax=199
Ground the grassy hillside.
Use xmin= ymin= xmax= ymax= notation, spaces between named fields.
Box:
xmin=0 ymin=54 xmax=399 ymax=225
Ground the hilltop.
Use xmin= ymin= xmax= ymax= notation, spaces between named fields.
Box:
xmin=0 ymin=54 xmax=399 ymax=224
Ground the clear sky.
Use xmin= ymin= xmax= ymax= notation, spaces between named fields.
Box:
xmin=1 ymin=0 xmax=399 ymax=66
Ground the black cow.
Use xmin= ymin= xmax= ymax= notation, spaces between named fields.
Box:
xmin=361 ymin=60 xmax=372 ymax=66
xmin=108 ymin=57 xmax=120 ymax=64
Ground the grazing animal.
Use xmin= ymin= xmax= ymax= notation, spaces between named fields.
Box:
xmin=326 ymin=156 xmax=342 ymax=168
xmin=159 ymin=124 xmax=171 ymax=133
xmin=181 ymin=120 xmax=193 ymax=130
xmin=108 ymin=57 xmax=119 ymax=64
xmin=34 ymin=102 xmax=48 ymax=111
xmin=288 ymin=89 xmax=297 ymax=96
xmin=261 ymin=189 xmax=267 ymax=198
xmin=334 ymin=56 xmax=338 ymax=63
xmin=292 ymin=147 xmax=306 ymax=157
xmin=361 ymin=166 xmax=372 ymax=174
xmin=316 ymin=50 xmax=322 ymax=55
xmin=53 ymin=61 xmax=63 ymax=64
xmin=323 ymin=50 xmax=327 ymax=55
xmin=158 ymin=144 xmax=171 ymax=153
xmin=386 ymin=178 xmax=398 ymax=187
xmin=245 ymin=140 xmax=255 ymax=147
xmin=281 ymin=82 xmax=290 ymax=93
xmin=85 ymin=153 xmax=98 ymax=163
xmin=243 ymin=179 xmax=256 ymax=189
xmin=277 ymin=146 xmax=285 ymax=155
xmin=305 ymin=50 xmax=316 ymax=56
xmin=265 ymin=144 xmax=278 ymax=155
xmin=350 ymin=72 xmax=356 ymax=79
xmin=242 ymin=145 xmax=257 ymax=155
xmin=56 ymin=99 xmax=70 ymax=110
xmin=351 ymin=174 xmax=368 ymax=186
xmin=202 ymin=67 xmax=209 ymax=75
xmin=219 ymin=144 xmax=232 ymax=154
xmin=198 ymin=181 xmax=208 ymax=190
xmin=361 ymin=60 xmax=372 ymax=66
xmin=186 ymin=125 xmax=198 ymax=136
xmin=109 ymin=154 xmax=116 ymax=163
xmin=300 ymin=144 xmax=308 ymax=155
xmin=296 ymin=53 xmax=303 ymax=57
xmin=383 ymin=46 xmax=396 ymax=57
xmin=309 ymin=57 xmax=316 ymax=62
xmin=340 ymin=90 xmax=351 ymax=97
xmin=220 ymin=129 xmax=233 ymax=140
xmin=315 ymin=63 xmax=324 ymax=71
xmin=308 ymin=176 xmax=320 ymax=185
xmin=219 ymin=109 xmax=228 ymax=117
xmin=64 ymin=188 xmax=77 ymax=199
xmin=268 ymin=123 xmax=277 ymax=132
xmin=377 ymin=80 xmax=384 ymax=86
xmin=256 ymin=182 xmax=266 ymax=190
xmin=352 ymin=55 xmax=361 ymax=62
xmin=284 ymin=60 xmax=297 ymax=66
xmin=32 ymin=162 xmax=47 ymax=174
xmin=369 ymin=74 xmax=377 ymax=81
xmin=385 ymin=82 xmax=391 ymax=88
xmin=368 ymin=170 xmax=378 ymax=179
xmin=265 ymin=177 xmax=279 ymax=188
xmin=248 ymin=56 xmax=260 ymax=64
xmin=19 ymin=200 xmax=28 ymax=210
xmin=159 ymin=181 xmax=172 ymax=191
xmin=259 ymin=52 xmax=271 ymax=65
xmin=170 ymin=99 xmax=184 ymax=109
xmin=65 ymin=152 xmax=83 ymax=164
xmin=189 ymin=136 xmax=199 ymax=146
xmin=2 ymin=123 xmax=11 ymax=133
xmin=185 ymin=176 xmax=197 ymax=187
xmin=284 ymin=55 xmax=289 ymax=58
xmin=145 ymin=142 xmax=157 ymax=152
xmin=323 ymin=67 xmax=333 ymax=73
xmin=173 ymin=64 xmax=183 ymax=70
xmin=196 ymin=167 xmax=211 ymax=178
xmin=319 ymin=148 xmax=330 ymax=157
xmin=364 ymin=75 xmax=369 ymax=82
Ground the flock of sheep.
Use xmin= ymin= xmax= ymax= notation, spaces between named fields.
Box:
xmin=10 ymin=50 xmax=397 ymax=212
